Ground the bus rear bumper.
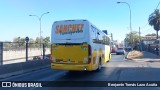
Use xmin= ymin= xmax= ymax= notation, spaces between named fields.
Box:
xmin=51 ymin=63 xmax=92 ymax=71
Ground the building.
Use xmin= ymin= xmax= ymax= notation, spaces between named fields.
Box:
xmin=141 ymin=36 xmax=157 ymax=51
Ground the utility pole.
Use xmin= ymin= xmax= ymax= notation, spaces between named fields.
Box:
xmin=25 ymin=37 xmax=29 ymax=62
xmin=0 ymin=42 xmax=3 ymax=65
xmin=111 ymin=33 xmax=113 ymax=41
xmin=117 ymin=2 xmax=133 ymax=50
xmin=110 ymin=33 xmax=113 ymax=52
xmin=29 ymin=12 xmax=50 ymax=56
xmin=139 ymin=27 xmax=142 ymax=51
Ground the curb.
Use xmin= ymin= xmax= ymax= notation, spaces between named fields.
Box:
xmin=125 ymin=52 xmax=131 ymax=60
xmin=131 ymin=59 xmax=160 ymax=62
xmin=124 ymin=51 xmax=160 ymax=62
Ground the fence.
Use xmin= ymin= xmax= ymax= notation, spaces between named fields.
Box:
xmin=0 ymin=42 xmax=50 ymax=65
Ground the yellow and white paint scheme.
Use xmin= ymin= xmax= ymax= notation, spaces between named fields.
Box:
xmin=50 ymin=20 xmax=111 ymax=71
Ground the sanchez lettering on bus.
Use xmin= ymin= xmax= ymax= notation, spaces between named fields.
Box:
xmin=56 ymin=24 xmax=84 ymax=34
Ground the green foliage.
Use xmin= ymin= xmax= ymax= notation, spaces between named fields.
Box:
xmin=11 ymin=36 xmax=50 ymax=48
xmin=148 ymin=9 xmax=160 ymax=31
xmin=125 ymin=31 xmax=140 ymax=46
xmin=43 ymin=36 xmax=50 ymax=48
xmin=145 ymin=33 xmax=157 ymax=36
xmin=3 ymin=41 xmax=11 ymax=51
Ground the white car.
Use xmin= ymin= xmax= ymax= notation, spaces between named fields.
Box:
xmin=116 ymin=48 xmax=125 ymax=55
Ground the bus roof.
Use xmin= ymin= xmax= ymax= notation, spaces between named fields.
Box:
xmin=53 ymin=19 xmax=88 ymax=24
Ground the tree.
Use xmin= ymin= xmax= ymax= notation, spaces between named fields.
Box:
xmin=12 ymin=37 xmax=25 ymax=49
xmin=148 ymin=9 xmax=160 ymax=39
xmin=145 ymin=33 xmax=157 ymax=36
xmin=43 ymin=36 xmax=50 ymax=48
xmin=3 ymin=41 xmax=11 ymax=51
xmin=125 ymin=31 xmax=140 ymax=46
xmin=11 ymin=36 xmax=50 ymax=48
xmin=28 ymin=38 xmax=36 ymax=48
xmin=35 ymin=36 xmax=50 ymax=48
xmin=35 ymin=37 xmax=41 ymax=48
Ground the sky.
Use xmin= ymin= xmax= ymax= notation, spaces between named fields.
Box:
xmin=0 ymin=0 xmax=159 ymax=42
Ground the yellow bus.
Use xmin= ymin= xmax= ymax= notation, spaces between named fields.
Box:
xmin=50 ymin=20 xmax=111 ymax=71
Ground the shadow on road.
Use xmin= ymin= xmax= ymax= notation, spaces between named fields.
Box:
xmin=53 ymin=64 xmax=160 ymax=81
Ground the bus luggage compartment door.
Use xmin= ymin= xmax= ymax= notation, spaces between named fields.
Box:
xmin=51 ymin=44 xmax=90 ymax=64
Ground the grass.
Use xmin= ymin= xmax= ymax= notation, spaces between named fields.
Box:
xmin=127 ymin=50 xmax=144 ymax=60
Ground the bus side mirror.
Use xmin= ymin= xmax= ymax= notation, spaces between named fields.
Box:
xmin=97 ymin=32 xmax=100 ymax=35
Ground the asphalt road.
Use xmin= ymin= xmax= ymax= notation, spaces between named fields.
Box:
xmin=1 ymin=54 xmax=160 ymax=90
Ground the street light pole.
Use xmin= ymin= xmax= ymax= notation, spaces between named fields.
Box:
xmin=29 ymin=12 xmax=49 ymax=56
xmin=117 ymin=2 xmax=133 ymax=50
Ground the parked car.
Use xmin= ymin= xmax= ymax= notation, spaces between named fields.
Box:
xmin=125 ymin=47 xmax=131 ymax=52
xmin=116 ymin=48 xmax=125 ymax=55
xmin=33 ymin=56 xmax=42 ymax=60
xmin=33 ymin=54 xmax=50 ymax=60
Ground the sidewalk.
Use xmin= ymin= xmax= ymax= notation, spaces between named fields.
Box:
xmin=131 ymin=51 xmax=160 ymax=62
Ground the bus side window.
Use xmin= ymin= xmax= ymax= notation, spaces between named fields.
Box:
xmin=93 ymin=31 xmax=100 ymax=44
xmin=102 ymin=35 xmax=110 ymax=45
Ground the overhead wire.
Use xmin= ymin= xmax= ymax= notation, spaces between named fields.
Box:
xmin=156 ymin=1 xmax=160 ymax=9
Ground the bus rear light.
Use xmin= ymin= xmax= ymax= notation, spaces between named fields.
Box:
xmin=88 ymin=45 xmax=92 ymax=64
xmin=50 ymin=56 xmax=52 ymax=61
xmin=88 ymin=45 xmax=92 ymax=56
xmin=56 ymin=59 xmax=63 ymax=62
xmin=88 ymin=58 xmax=91 ymax=64
xmin=50 ymin=56 xmax=55 ymax=63
xmin=50 ymin=57 xmax=56 ymax=62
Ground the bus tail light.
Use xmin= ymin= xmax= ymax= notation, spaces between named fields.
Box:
xmin=88 ymin=45 xmax=92 ymax=64
xmin=50 ymin=56 xmax=52 ymax=61
xmin=88 ymin=57 xmax=91 ymax=64
xmin=50 ymin=56 xmax=53 ymax=63
xmin=50 ymin=56 xmax=56 ymax=63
